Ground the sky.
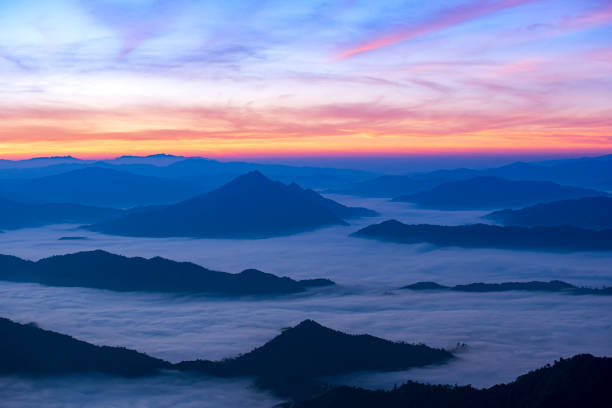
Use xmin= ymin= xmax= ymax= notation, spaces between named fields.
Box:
xmin=0 ymin=0 xmax=611 ymax=159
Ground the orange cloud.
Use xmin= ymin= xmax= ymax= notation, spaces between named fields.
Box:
xmin=1 ymin=102 xmax=611 ymax=159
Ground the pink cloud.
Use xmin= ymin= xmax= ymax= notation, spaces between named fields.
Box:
xmin=559 ymin=4 xmax=612 ymax=31
xmin=333 ymin=0 xmax=541 ymax=60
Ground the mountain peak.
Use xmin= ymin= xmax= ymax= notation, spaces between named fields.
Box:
xmin=292 ymin=319 xmax=325 ymax=331
xmin=243 ymin=170 xmax=267 ymax=179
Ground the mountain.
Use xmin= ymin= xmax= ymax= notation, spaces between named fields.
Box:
xmin=286 ymin=183 xmax=378 ymax=218
xmin=101 ymin=154 xmax=189 ymax=166
xmin=353 ymin=220 xmax=612 ymax=251
xmin=0 ymin=156 xmax=375 ymax=190
xmin=401 ymin=280 xmax=612 ymax=295
xmin=0 ymin=167 xmax=199 ymax=207
xmin=3 ymin=316 xmax=610 ymax=406
xmin=0 ymin=317 xmax=169 ymax=376
xmin=0 ymin=197 xmax=122 ymax=229
xmin=0 ymin=250 xmax=334 ymax=295
xmin=0 ymin=156 xmax=93 ymax=169
xmin=326 ymin=153 xmax=612 ymax=198
xmin=392 ymin=177 xmax=606 ymax=210
xmin=140 ymin=157 xmax=375 ymax=189
xmin=176 ymin=319 xmax=453 ymax=399
xmin=88 ymin=171 xmax=375 ymax=238
xmin=325 ymin=174 xmax=464 ymax=198
xmin=487 ymin=196 xmax=612 ymax=229
xmin=295 ymin=354 xmax=612 ymax=408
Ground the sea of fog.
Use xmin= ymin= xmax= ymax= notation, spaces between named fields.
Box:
xmin=1 ymin=196 xmax=612 ymax=407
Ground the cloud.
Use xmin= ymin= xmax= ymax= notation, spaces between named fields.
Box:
xmin=1 ymin=101 xmax=612 ymax=158
xmin=0 ymin=200 xmax=611 ymax=394
xmin=78 ymin=0 xmax=188 ymax=59
xmin=333 ymin=0 xmax=541 ymax=60
xmin=0 ymin=374 xmax=280 ymax=408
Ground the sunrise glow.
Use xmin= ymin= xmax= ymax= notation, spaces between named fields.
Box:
xmin=1 ymin=0 xmax=611 ymax=159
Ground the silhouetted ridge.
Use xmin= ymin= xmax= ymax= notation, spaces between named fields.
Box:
xmin=392 ymin=177 xmax=606 ymax=210
xmin=0 ymin=250 xmax=334 ymax=295
xmin=88 ymin=172 xmax=375 ymax=238
xmin=176 ymin=319 xmax=452 ymax=399
xmin=487 ymin=196 xmax=612 ymax=229
xmin=295 ymin=354 xmax=612 ymax=408
xmin=402 ymin=280 xmax=612 ymax=295
xmin=0 ymin=317 xmax=168 ymax=376
xmin=2 ymin=317 xmax=609 ymax=405
xmin=353 ymin=219 xmax=612 ymax=251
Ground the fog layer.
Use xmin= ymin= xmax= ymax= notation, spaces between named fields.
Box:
xmin=1 ymin=195 xmax=611 ymax=405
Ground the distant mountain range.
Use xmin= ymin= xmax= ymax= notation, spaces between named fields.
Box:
xmin=0 ymin=197 xmax=122 ymax=229
xmin=0 ymin=167 xmax=201 ymax=207
xmin=0 ymin=155 xmax=375 ymax=191
xmin=401 ymin=280 xmax=612 ymax=295
xmin=3 ymin=153 xmax=612 ymax=204
xmin=327 ymin=173 xmax=463 ymax=198
xmin=88 ymin=171 xmax=376 ymax=238
xmin=0 ymin=250 xmax=334 ymax=295
xmin=295 ymin=354 xmax=612 ymax=408
xmin=177 ymin=319 xmax=452 ymax=399
xmin=2 ymin=316 xmax=610 ymax=407
xmin=353 ymin=220 xmax=612 ymax=251
xmin=392 ymin=177 xmax=606 ymax=210
xmin=328 ymin=153 xmax=612 ymax=197
xmin=487 ymin=196 xmax=612 ymax=229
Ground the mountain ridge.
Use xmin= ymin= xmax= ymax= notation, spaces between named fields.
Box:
xmin=0 ymin=250 xmax=334 ymax=295
xmin=88 ymin=171 xmax=375 ymax=238
xmin=353 ymin=219 xmax=612 ymax=251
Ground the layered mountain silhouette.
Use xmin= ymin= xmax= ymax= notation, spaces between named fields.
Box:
xmin=0 ymin=317 xmax=169 ymax=376
xmin=487 ymin=196 xmax=612 ymax=230
xmin=353 ymin=220 xmax=612 ymax=251
xmin=0 ymin=197 xmax=122 ymax=229
xmin=401 ymin=280 xmax=612 ymax=295
xmin=326 ymin=173 xmax=467 ymax=198
xmin=2 ymin=317 xmax=610 ymax=406
xmin=328 ymin=153 xmax=612 ymax=197
xmin=0 ymin=155 xmax=373 ymax=190
xmin=392 ymin=177 xmax=605 ymax=210
xmin=295 ymin=354 xmax=612 ymax=408
xmin=88 ymin=171 xmax=375 ymax=238
xmin=1 ymin=317 xmax=451 ymax=399
xmin=177 ymin=319 xmax=453 ymax=399
xmin=0 ymin=250 xmax=334 ymax=295
xmin=0 ymin=167 xmax=199 ymax=207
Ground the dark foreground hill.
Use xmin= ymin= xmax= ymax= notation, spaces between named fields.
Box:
xmin=0 ymin=317 xmax=451 ymax=399
xmin=295 ymin=354 xmax=612 ymax=408
xmin=392 ymin=177 xmax=605 ymax=210
xmin=0 ymin=317 xmax=169 ymax=376
xmin=88 ymin=171 xmax=375 ymax=238
xmin=401 ymin=280 xmax=612 ymax=295
xmin=0 ymin=167 xmax=199 ymax=207
xmin=2 ymin=317 xmax=610 ymax=406
xmin=353 ymin=220 xmax=612 ymax=251
xmin=487 ymin=196 xmax=612 ymax=229
xmin=0 ymin=250 xmax=334 ymax=295
xmin=0 ymin=197 xmax=122 ymax=229
xmin=176 ymin=319 xmax=453 ymax=399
